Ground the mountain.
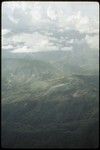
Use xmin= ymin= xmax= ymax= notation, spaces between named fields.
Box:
xmin=2 ymin=48 xmax=99 ymax=75
xmin=1 ymin=49 xmax=99 ymax=148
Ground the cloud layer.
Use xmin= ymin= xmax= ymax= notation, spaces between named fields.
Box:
xmin=2 ymin=2 xmax=99 ymax=53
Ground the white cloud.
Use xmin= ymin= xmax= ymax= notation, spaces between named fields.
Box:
xmin=31 ymin=4 xmax=42 ymax=21
xmin=66 ymin=11 xmax=89 ymax=32
xmin=12 ymin=46 xmax=32 ymax=53
xmin=2 ymin=2 xmax=99 ymax=53
xmin=86 ymin=34 xmax=99 ymax=49
xmin=61 ymin=46 xmax=73 ymax=51
xmin=10 ymin=32 xmax=59 ymax=53
xmin=11 ymin=44 xmax=58 ymax=53
xmin=68 ymin=39 xmax=74 ymax=44
xmin=2 ymin=29 xmax=10 ymax=35
xmin=2 ymin=44 xmax=13 ymax=50
xmin=11 ymin=32 xmax=49 ymax=47
xmin=47 ymin=6 xmax=57 ymax=20
xmin=9 ymin=15 xmax=18 ymax=24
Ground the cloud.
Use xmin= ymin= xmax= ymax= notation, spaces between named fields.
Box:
xmin=2 ymin=44 xmax=13 ymax=50
xmin=61 ymin=46 xmax=73 ymax=51
xmin=85 ymin=34 xmax=99 ymax=49
xmin=66 ymin=11 xmax=90 ymax=32
xmin=11 ymin=43 xmax=59 ymax=53
xmin=2 ymin=2 xmax=99 ymax=53
xmin=9 ymin=32 xmax=59 ymax=53
xmin=12 ymin=46 xmax=32 ymax=53
xmin=47 ymin=6 xmax=57 ymax=20
xmin=2 ymin=29 xmax=10 ymax=35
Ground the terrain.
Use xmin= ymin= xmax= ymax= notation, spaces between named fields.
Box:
xmin=1 ymin=50 xmax=99 ymax=148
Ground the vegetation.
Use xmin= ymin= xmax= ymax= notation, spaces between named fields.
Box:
xmin=1 ymin=50 xmax=99 ymax=148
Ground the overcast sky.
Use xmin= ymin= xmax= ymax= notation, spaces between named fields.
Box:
xmin=2 ymin=2 xmax=99 ymax=53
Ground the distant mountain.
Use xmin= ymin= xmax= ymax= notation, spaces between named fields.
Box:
xmin=2 ymin=48 xmax=99 ymax=75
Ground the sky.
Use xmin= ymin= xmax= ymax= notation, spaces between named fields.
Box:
xmin=2 ymin=2 xmax=99 ymax=53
